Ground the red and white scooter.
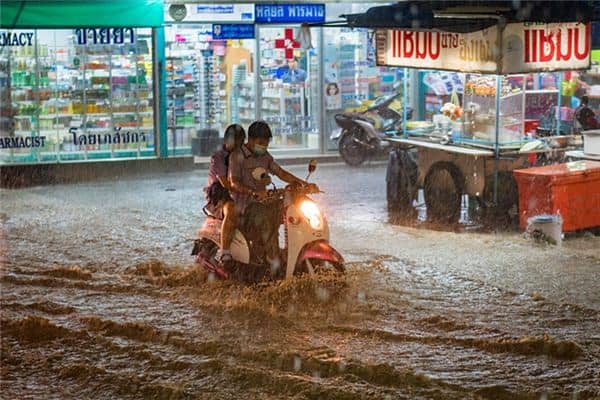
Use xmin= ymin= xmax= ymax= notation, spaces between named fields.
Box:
xmin=192 ymin=161 xmax=344 ymax=281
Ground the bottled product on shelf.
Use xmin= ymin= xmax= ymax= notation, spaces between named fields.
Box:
xmin=1 ymin=29 xmax=155 ymax=163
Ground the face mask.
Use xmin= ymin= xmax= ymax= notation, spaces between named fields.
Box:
xmin=252 ymin=144 xmax=267 ymax=156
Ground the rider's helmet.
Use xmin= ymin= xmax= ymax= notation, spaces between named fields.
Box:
xmin=248 ymin=120 xmax=273 ymax=140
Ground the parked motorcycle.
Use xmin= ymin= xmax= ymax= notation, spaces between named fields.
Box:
xmin=192 ymin=161 xmax=344 ymax=282
xmin=331 ymin=92 xmax=412 ymax=166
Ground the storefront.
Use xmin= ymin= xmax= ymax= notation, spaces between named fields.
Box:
xmin=0 ymin=0 xmax=163 ymax=165
xmin=164 ymin=2 xmax=404 ymax=155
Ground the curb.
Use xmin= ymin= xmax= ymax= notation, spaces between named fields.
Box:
xmin=0 ymin=154 xmax=345 ymax=188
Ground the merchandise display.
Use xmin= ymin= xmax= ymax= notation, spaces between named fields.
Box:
xmin=259 ymin=27 xmax=320 ymax=149
xmin=462 ymin=74 xmax=525 ymax=144
xmin=0 ymin=29 xmax=155 ymax=163
xmin=165 ymin=25 xmax=254 ymax=154
xmin=413 ymin=71 xmax=574 ymax=147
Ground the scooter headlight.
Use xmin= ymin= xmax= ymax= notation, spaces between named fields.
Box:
xmin=300 ymin=200 xmax=323 ymax=230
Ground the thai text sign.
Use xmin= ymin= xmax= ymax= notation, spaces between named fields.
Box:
xmin=255 ymin=4 xmax=325 ymax=24
xmin=376 ymin=27 xmax=499 ymax=73
xmin=212 ymin=24 xmax=254 ymax=40
xmin=75 ymin=28 xmax=135 ymax=46
xmin=503 ymin=22 xmax=590 ymax=74
xmin=376 ymin=22 xmax=590 ymax=74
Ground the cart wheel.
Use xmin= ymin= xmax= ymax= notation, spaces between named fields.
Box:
xmin=386 ymin=148 xmax=418 ymax=217
xmin=482 ymin=172 xmax=519 ymax=230
xmin=424 ymin=162 xmax=464 ymax=225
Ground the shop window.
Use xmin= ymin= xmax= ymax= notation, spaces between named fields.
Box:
xmin=165 ymin=24 xmax=256 ymax=156
xmin=258 ymin=26 xmax=320 ymax=150
xmin=323 ymin=27 xmax=407 ymax=151
xmin=0 ymin=28 xmax=156 ymax=164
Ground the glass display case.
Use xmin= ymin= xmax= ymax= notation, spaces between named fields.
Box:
xmin=407 ymin=70 xmax=571 ymax=148
xmin=461 ymin=74 xmax=526 ymax=145
xmin=0 ymin=28 xmax=155 ymax=164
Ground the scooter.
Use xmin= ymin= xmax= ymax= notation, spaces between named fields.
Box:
xmin=192 ymin=161 xmax=344 ymax=281
xmin=331 ymin=92 xmax=412 ymax=166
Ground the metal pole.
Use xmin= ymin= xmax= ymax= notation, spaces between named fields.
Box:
xmin=319 ymin=26 xmax=326 ymax=153
xmin=403 ymin=67 xmax=408 ymax=138
xmin=492 ymin=18 xmax=505 ymax=206
xmin=493 ymin=74 xmax=501 ymax=205
xmin=154 ymin=27 xmax=168 ymax=158
xmin=255 ymin=24 xmax=262 ymax=122
xmin=557 ymin=72 xmax=562 ymax=135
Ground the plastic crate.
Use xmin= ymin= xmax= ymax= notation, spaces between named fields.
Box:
xmin=513 ymin=161 xmax=600 ymax=231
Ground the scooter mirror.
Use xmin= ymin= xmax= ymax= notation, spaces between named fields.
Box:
xmin=308 ymin=159 xmax=317 ymax=174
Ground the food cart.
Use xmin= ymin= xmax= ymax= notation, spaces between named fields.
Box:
xmin=336 ymin=2 xmax=599 ymax=227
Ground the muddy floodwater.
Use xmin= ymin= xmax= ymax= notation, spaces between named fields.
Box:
xmin=1 ymin=164 xmax=599 ymax=399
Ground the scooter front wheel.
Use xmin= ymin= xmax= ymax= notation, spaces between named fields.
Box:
xmin=297 ymin=258 xmax=345 ymax=276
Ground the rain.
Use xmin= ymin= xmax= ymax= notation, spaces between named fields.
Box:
xmin=2 ymin=0 xmax=600 ymax=399
xmin=1 ymin=163 xmax=599 ymax=399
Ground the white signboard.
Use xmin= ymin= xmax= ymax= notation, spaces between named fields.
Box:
xmin=165 ymin=4 xmax=255 ymax=23
xmin=376 ymin=22 xmax=591 ymax=74
xmin=502 ymin=22 xmax=590 ymax=74
xmin=376 ymin=27 xmax=499 ymax=73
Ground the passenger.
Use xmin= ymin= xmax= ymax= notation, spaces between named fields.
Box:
xmin=204 ymin=124 xmax=246 ymax=250
xmin=222 ymin=121 xmax=313 ymax=271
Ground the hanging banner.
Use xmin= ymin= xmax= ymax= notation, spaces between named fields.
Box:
xmin=376 ymin=22 xmax=591 ymax=74
xmin=502 ymin=22 xmax=590 ymax=74
xmin=376 ymin=26 xmax=499 ymax=73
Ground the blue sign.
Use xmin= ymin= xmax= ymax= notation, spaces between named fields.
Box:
xmin=212 ymin=24 xmax=255 ymax=40
xmin=255 ymin=3 xmax=325 ymax=24
xmin=197 ymin=5 xmax=234 ymax=14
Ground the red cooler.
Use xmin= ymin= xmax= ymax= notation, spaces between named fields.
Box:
xmin=513 ymin=161 xmax=600 ymax=231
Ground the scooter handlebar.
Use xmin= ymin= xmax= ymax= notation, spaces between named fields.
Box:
xmin=254 ymin=184 xmax=321 ymax=202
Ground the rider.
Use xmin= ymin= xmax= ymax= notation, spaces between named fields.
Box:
xmin=220 ymin=121 xmax=313 ymax=271
xmin=204 ymin=124 xmax=246 ymax=246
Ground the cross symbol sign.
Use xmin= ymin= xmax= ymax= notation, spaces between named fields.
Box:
xmin=274 ymin=28 xmax=300 ymax=59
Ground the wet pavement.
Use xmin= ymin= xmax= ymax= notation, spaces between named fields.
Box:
xmin=1 ymin=162 xmax=599 ymax=399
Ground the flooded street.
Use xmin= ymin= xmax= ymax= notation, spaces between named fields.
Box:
xmin=1 ymin=163 xmax=599 ymax=399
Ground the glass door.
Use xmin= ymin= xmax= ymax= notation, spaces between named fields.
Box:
xmin=258 ymin=26 xmax=321 ymax=150
xmin=165 ymin=24 xmax=256 ymax=156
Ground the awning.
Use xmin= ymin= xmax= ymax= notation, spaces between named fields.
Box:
xmin=337 ymin=1 xmax=600 ymax=33
xmin=0 ymin=0 xmax=165 ymax=29
xmin=325 ymin=1 xmax=600 ymax=74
